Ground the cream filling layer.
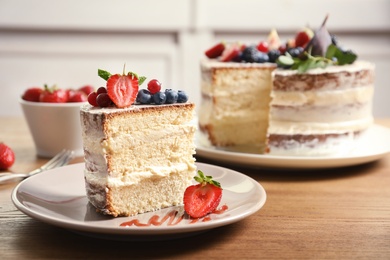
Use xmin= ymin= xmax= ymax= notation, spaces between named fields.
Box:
xmin=268 ymin=117 xmax=373 ymax=135
xmin=271 ymin=85 xmax=374 ymax=106
xmin=84 ymin=161 xmax=196 ymax=187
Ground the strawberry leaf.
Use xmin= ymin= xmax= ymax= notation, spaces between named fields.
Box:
xmin=98 ymin=69 xmax=111 ymax=81
xmin=194 ymin=170 xmax=221 ymax=188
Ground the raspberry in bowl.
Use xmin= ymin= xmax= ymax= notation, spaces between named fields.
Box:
xmin=20 ymin=84 xmax=92 ymax=158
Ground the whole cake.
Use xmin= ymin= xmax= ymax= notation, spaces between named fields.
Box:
xmin=199 ymin=17 xmax=375 ymax=156
xmin=80 ymin=68 xmax=196 ymax=217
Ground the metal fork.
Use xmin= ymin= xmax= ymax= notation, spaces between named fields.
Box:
xmin=0 ymin=149 xmax=75 ymax=183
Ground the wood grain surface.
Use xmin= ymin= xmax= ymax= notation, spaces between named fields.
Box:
xmin=0 ymin=117 xmax=389 ymax=260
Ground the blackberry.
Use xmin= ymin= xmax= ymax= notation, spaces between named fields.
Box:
xmin=241 ymin=45 xmax=259 ymax=62
xmin=267 ymin=49 xmax=281 ymax=63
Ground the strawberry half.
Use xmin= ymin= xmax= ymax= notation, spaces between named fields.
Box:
xmin=205 ymin=42 xmax=225 ymax=59
xmin=183 ymin=170 xmax=223 ymax=218
xmin=220 ymin=43 xmax=240 ymax=62
xmin=106 ymin=73 xmax=139 ymax=108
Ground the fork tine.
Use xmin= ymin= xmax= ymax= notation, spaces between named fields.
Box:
xmin=29 ymin=150 xmax=74 ymax=175
xmin=42 ymin=150 xmax=73 ymax=170
xmin=40 ymin=150 xmax=71 ymax=171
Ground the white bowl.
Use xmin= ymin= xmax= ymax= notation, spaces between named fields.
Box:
xmin=20 ymin=99 xmax=86 ymax=158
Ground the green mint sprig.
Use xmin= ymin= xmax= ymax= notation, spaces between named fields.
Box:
xmin=98 ymin=68 xmax=147 ymax=86
xmin=276 ymin=44 xmax=357 ymax=73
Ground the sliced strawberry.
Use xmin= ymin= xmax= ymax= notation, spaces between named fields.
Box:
xmin=0 ymin=143 xmax=15 ymax=170
xmin=220 ymin=44 xmax=240 ymax=62
xmin=106 ymin=73 xmax=139 ymax=108
xmin=22 ymin=87 xmax=43 ymax=102
xmin=205 ymin=42 xmax=225 ymax=59
xmin=183 ymin=170 xmax=223 ymax=218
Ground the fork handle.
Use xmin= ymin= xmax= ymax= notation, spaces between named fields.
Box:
xmin=0 ymin=173 xmax=27 ymax=183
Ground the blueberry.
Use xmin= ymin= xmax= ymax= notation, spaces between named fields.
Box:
xmin=253 ymin=52 xmax=269 ymax=63
xmin=152 ymin=91 xmax=166 ymax=105
xmin=177 ymin=90 xmax=188 ymax=103
xmin=287 ymin=47 xmax=304 ymax=58
xmin=136 ymin=89 xmax=152 ymax=104
xmin=268 ymin=49 xmax=281 ymax=63
xmin=164 ymin=89 xmax=178 ymax=104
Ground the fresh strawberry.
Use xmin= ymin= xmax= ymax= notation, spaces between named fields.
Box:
xmin=183 ymin=170 xmax=223 ymax=218
xmin=39 ymin=85 xmax=68 ymax=103
xmin=78 ymin=85 xmax=95 ymax=96
xmin=0 ymin=143 xmax=15 ymax=170
xmin=106 ymin=73 xmax=139 ymax=108
xmin=68 ymin=90 xmax=87 ymax=102
xmin=220 ymin=43 xmax=240 ymax=62
xmin=22 ymin=87 xmax=43 ymax=102
xmin=205 ymin=42 xmax=225 ymax=58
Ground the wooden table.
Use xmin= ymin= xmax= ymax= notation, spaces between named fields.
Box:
xmin=1 ymin=117 xmax=389 ymax=260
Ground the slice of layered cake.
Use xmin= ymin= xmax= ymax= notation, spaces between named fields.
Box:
xmin=80 ymin=68 xmax=196 ymax=217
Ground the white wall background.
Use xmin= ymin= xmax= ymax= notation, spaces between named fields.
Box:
xmin=1 ymin=0 xmax=389 ymax=117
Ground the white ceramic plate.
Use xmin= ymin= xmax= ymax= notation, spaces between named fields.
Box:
xmin=12 ymin=162 xmax=266 ymax=241
xmin=196 ymin=124 xmax=390 ymax=169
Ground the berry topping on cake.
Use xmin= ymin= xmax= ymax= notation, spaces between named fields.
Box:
xmin=0 ymin=142 xmax=15 ymax=170
xmin=203 ymin=15 xmax=358 ymax=73
xmin=177 ymin=90 xmax=189 ymax=103
xmin=136 ymin=89 xmax=152 ymax=104
xmin=165 ymin=89 xmax=178 ymax=104
xmin=106 ymin=73 xmax=139 ymax=108
xmin=152 ymin=91 xmax=166 ymax=105
xmin=220 ymin=43 xmax=241 ymax=62
xmin=90 ymin=67 xmax=146 ymax=108
xmin=205 ymin=42 xmax=226 ymax=58
xmin=147 ymin=79 xmax=162 ymax=94
xmin=183 ymin=170 xmax=223 ymax=218
xmin=276 ymin=15 xmax=357 ymax=72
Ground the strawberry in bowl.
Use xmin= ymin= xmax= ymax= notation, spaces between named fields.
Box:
xmin=20 ymin=84 xmax=93 ymax=158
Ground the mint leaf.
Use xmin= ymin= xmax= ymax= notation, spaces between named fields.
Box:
xmin=138 ymin=76 xmax=147 ymax=86
xmin=325 ymin=44 xmax=338 ymax=60
xmin=98 ymin=69 xmax=111 ymax=81
xmin=326 ymin=44 xmax=357 ymax=65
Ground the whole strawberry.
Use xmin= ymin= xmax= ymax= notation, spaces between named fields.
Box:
xmin=0 ymin=143 xmax=15 ymax=170
xmin=183 ymin=170 xmax=223 ymax=218
xmin=22 ymin=87 xmax=43 ymax=102
xmin=39 ymin=84 xmax=68 ymax=103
